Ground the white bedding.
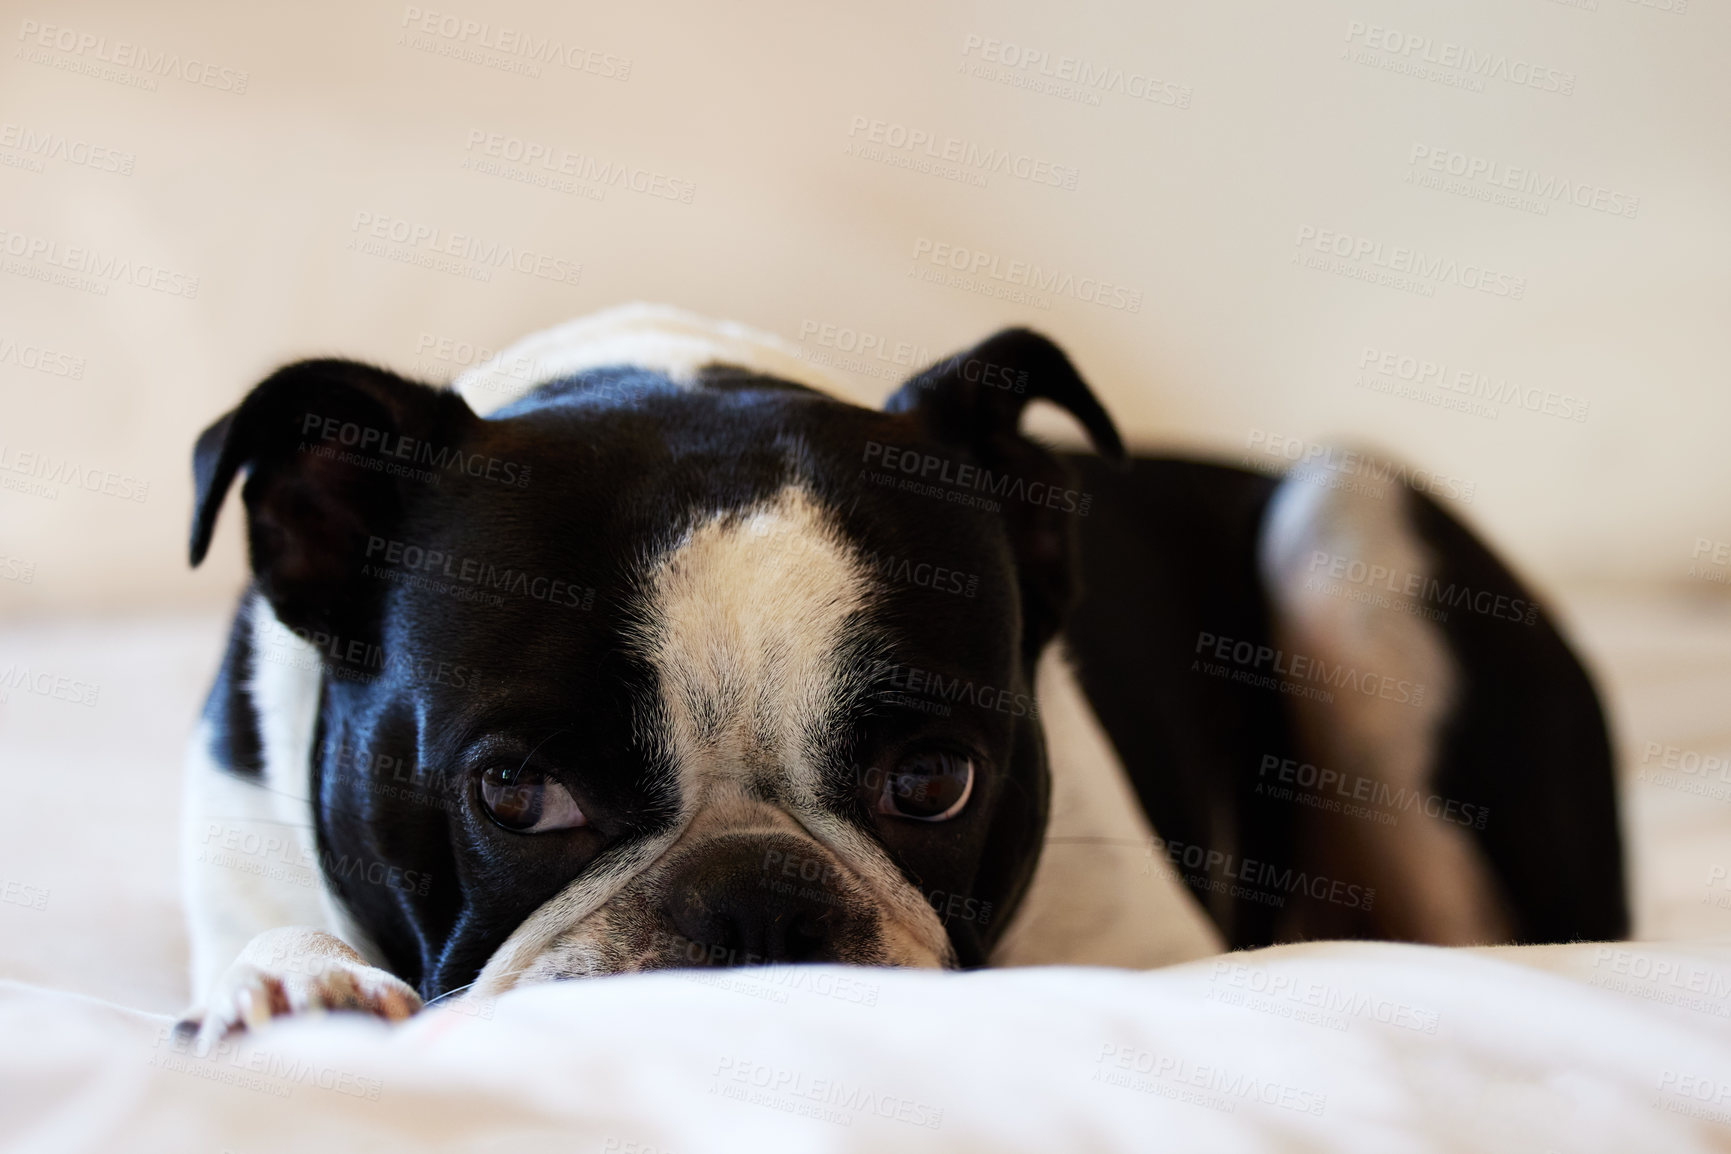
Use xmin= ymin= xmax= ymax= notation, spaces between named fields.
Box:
xmin=6 ymin=940 xmax=1731 ymax=1152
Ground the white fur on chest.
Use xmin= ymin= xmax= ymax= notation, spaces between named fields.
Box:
xmin=989 ymin=643 xmax=1225 ymax=968
xmin=181 ymin=598 xmax=385 ymax=998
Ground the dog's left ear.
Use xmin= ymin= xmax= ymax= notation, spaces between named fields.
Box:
xmin=885 ymin=328 xmax=1124 ymax=657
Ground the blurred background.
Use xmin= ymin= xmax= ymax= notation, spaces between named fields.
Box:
xmin=1 ymin=0 xmax=1728 ymax=611
xmin=1 ymin=0 xmax=1729 ymax=1012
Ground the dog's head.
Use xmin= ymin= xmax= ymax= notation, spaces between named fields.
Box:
xmin=190 ymin=328 xmax=1122 ymax=999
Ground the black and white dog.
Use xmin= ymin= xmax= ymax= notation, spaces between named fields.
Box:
xmin=180 ymin=305 xmax=1625 ymax=1036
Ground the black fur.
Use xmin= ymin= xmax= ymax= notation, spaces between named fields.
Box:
xmin=200 ymin=592 xmax=265 ymax=780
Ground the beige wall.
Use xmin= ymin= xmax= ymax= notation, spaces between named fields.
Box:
xmin=1 ymin=0 xmax=1726 ymax=617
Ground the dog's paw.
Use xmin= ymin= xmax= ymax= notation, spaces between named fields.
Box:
xmin=178 ymin=926 xmax=422 ymax=1042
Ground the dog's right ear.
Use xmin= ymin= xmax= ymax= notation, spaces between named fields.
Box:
xmin=190 ymin=359 xmax=477 ymax=636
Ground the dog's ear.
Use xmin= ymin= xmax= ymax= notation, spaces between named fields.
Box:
xmin=885 ymin=328 xmax=1124 ymax=657
xmin=190 ymin=359 xmax=478 ymax=636
xmin=885 ymin=328 xmax=1123 ymax=465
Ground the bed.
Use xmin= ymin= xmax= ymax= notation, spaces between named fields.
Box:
xmin=3 ymin=584 xmax=1731 ymax=1151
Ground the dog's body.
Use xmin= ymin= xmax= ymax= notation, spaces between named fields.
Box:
xmin=180 ymin=306 xmax=1625 ymax=1034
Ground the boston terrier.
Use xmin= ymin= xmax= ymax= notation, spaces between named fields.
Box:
xmin=178 ymin=304 xmax=1625 ymax=1037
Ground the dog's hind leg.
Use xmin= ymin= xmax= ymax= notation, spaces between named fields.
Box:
xmin=1257 ymin=456 xmax=1514 ymax=945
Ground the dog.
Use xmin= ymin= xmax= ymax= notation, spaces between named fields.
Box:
xmin=178 ymin=304 xmax=1626 ymax=1037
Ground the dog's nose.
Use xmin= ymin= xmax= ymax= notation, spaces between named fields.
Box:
xmin=659 ymin=835 xmax=872 ymax=966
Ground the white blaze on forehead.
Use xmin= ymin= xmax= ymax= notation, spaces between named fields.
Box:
xmin=631 ymin=484 xmax=876 ymax=796
xmin=630 ymin=485 xmax=955 ymax=961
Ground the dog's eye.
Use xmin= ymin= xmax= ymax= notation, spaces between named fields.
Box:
xmin=479 ymin=766 xmax=587 ymax=833
xmin=877 ymin=749 xmax=975 ymax=822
